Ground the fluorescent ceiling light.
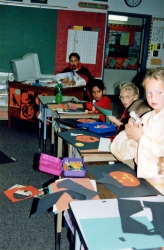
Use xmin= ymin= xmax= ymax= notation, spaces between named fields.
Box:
xmin=108 ymin=15 xmax=128 ymax=22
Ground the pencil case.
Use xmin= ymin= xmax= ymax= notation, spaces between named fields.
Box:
xmin=39 ymin=153 xmax=62 ymax=176
xmin=62 ymin=158 xmax=86 ymax=178
xmin=88 ymin=122 xmax=116 ymax=134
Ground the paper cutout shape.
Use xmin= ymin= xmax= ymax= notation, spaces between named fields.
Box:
xmin=77 ymin=119 xmax=96 ymax=123
xmin=75 ymin=143 xmax=84 ymax=147
xmin=49 ymin=178 xmax=100 ymax=213
xmin=109 ymin=171 xmax=140 ymax=187
xmin=96 ymin=173 xmax=123 ymax=188
xmin=76 ymin=135 xmax=99 ymax=143
xmin=0 ymin=151 xmax=16 ymax=164
xmin=86 ymin=164 xmax=161 ymax=198
xmin=4 ymin=186 xmax=42 ymax=202
xmin=57 ymin=179 xmax=98 ymax=200
xmin=93 ymin=104 xmax=112 ymax=123
xmin=31 ymin=190 xmax=86 ymax=218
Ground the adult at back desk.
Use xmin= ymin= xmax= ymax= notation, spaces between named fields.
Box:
xmin=54 ymin=52 xmax=92 ymax=88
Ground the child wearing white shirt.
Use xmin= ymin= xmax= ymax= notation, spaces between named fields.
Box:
xmin=111 ymin=67 xmax=164 ymax=194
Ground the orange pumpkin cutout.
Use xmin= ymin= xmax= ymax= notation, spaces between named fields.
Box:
xmin=109 ymin=171 xmax=140 ymax=187
xmin=77 ymin=119 xmax=96 ymax=123
xmin=76 ymin=135 xmax=99 ymax=143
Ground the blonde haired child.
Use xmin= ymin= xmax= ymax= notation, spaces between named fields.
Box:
xmin=107 ymin=82 xmax=139 ymax=129
xmin=111 ymin=67 xmax=164 ymax=194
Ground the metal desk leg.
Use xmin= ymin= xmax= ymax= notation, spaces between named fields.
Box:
xmin=57 ymin=127 xmax=62 ymax=158
xmin=68 ymin=144 xmax=73 ymax=158
xmin=38 ymin=102 xmax=42 ymax=152
xmin=43 ymin=107 xmax=47 ymax=153
xmin=55 ymin=212 xmax=62 ymax=250
xmin=51 ymin=109 xmax=54 ymax=155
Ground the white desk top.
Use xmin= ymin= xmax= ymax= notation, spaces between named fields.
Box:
xmin=70 ymin=196 xmax=164 ymax=250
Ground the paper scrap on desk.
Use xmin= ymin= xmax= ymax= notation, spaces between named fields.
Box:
xmin=57 ymin=179 xmax=98 ymax=200
xmin=98 ymin=138 xmax=111 ymax=152
xmin=71 ymin=133 xmax=83 ymax=136
xmin=53 ymin=180 xmax=97 ymax=213
xmin=96 ymin=173 xmax=123 ymax=188
xmin=49 ymin=178 xmax=100 ymax=213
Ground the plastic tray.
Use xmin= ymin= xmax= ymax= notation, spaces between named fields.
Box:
xmin=39 ymin=153 xmax=62 ymax=176
xmin=77 ymin=121 xmax=96 ymax=128
xmin=88 ymin=122 xmax=116 ymax=134
xmin=62 ymin=158 xmax=86 ymax=178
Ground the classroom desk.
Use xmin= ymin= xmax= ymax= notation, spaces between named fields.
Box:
xmin=54 ymin=161 xmax=116 ymax=250
xmin=47 ymin=107 xmax=100 ymax=158
xmin=57 ymin=128 xmax=117 ymax=162
xmin=38 ymin=95 xmax=83 ymax=153
xmin=70 ymin=196 xmax=164 ymax=250
xmin=54 ymin=160 xmax=161 ymax=250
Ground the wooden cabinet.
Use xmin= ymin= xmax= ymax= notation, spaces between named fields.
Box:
xmin=8 ymin=81 xmax=84 ymax=127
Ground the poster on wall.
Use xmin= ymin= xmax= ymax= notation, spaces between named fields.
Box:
xmin=66 ymin=26 xmax=98 ymax=64
xmin=105 ymin=24 xmax=142 ymax=70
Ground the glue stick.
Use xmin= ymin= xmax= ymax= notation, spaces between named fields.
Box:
xmin=129 ymin=111 xmax=140 ymax=124
xmin=92 ymin=100 xmax=96 ymax=112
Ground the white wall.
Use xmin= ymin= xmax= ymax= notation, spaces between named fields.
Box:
xmin=3 ymin=0 xmax=164 ymax=16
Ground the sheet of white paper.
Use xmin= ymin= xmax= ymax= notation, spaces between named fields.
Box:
xmin=71 ymin=133 xmax=83 ymax=136
xmin=98 ymin=137 xmax=111 ymax=152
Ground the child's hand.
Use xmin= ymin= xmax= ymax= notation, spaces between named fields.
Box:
xmin=125 ymin=122 xmax=144 ymax=142
xmin=128 ymin=118 xmax=135 ymax=125
xmin=128 ymin=117 xmax=142 ymax=126
xmin=62 ymin=78 xmax=68 ymax=83
xmin=63 ymin=80 xmax=76 ymax=86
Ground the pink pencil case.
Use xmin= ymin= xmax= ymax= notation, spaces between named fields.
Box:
xmin=39 ymin=153 xmax=62 ymax=176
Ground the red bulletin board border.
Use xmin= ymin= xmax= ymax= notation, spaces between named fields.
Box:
xmin=55 ymin=10 xmax=106 ymax=78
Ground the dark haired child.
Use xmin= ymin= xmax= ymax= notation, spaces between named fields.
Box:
xmin=68 ymin=79 xmax=111 ymax=122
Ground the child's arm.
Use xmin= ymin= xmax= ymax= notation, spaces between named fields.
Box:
xmin=107 ymin=116 xmax=123 ymax=127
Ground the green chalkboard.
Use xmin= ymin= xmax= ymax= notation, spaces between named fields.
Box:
xmin=0 ymin=5 xmax=58 ymax=74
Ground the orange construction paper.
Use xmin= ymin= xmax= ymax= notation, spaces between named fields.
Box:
xmin=77 ymin=119 xmax=96 ymax=123
xmin=49 ymin=178 xmax=99 ymax=213
xmin=76 ymin=135 xmax=99 ymax=143
xmin=109 ymin=171 xmax=140 ymax=187
xmin=4 ymin=186 xmax=42 ymax=202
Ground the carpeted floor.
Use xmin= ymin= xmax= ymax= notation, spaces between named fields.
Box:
xmin=0 ymin=119 xmax=70 ymax=250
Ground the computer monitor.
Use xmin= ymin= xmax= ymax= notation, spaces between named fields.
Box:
xmin=10 ymin=53 xmax=55 ymax=82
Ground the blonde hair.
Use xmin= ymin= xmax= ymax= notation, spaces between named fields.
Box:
xmin=119 ymin=82 xmax=139 ymax=97
xmin=143 ymin=67 xmax=164 ymax=87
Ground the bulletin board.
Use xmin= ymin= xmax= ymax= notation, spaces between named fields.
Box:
xmin=55 ymin=10 xmax=106 ymax=78
xmin=105 ymin=24 xmax=143 ymax=70
xmin=149 ymin=18 xmax=164 ymax=67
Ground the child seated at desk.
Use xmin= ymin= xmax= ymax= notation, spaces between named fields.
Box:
xmin=111 ymin=67 xmax=164 ymax=195
xmin=107 ymin=82 xmax=139 ymax=130
xmin=68 ymin=79 xmax=111 ymax=122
